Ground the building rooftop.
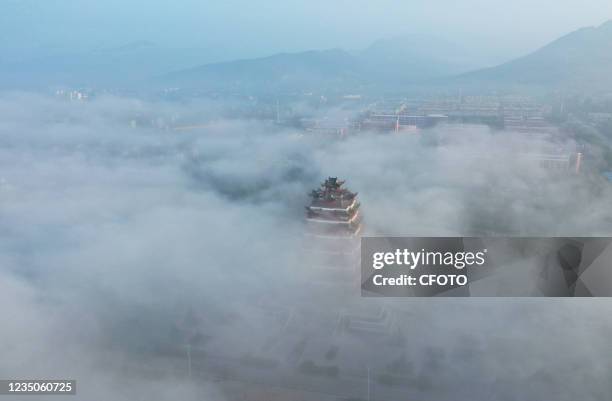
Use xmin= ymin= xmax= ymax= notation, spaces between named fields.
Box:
xmin=308 ymin=177 xmax=358 ymax=210
xmin=306 ymin=177 xmax=362 ymax=237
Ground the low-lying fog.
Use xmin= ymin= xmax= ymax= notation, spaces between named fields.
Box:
xmin=1 ymin=93 xmax=611 ymax=400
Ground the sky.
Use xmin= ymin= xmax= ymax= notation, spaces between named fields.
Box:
xmin=1 ymin=0 xmax=611 ymax=63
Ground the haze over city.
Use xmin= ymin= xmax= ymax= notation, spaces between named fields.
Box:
xmin=1 ymin=1 xmax=612 ymax=401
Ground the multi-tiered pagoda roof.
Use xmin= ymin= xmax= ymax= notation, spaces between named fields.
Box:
xmin=305 ymin=177 xmax=362 ymax=237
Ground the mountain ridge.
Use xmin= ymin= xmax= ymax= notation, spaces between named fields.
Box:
xmin=452 ymin=20 xmax=612 ymax=92
xmin=158 ymin=35 xmax=483 ymax=92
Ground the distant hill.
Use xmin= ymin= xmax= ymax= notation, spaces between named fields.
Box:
xmin=5 ymin=36 xmax=479 ymax=91
xmin=359 ymin=34 xmax=484 ymax=80
xmin=8 ymin=22 xmax=612 ymax=95
xmin=159 ymin=35 xmax=483 ymax=93
xmin=162 ymin=49 xmax=363 ymax=92
xmin=0 ymin=42 xmax=217 ymax=89
xmin=454 ymin=21 xmax=612 ymax=92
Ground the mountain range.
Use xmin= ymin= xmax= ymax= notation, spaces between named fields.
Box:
xmin=160 ymin=21 xmax=612 ymax=94
xmin=160 ymin=35 xmax=490 ymax=93
xmin=0 ymin=41 xmax=217 ymax=89
xmin=2 ymin=21 xmax=612 ymax=94
xmin=454 ymin=20 xmax=612 ymax=92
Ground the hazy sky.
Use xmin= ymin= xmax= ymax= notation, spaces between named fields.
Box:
xmin=1 ymin=0 xmax=611 ymax=62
